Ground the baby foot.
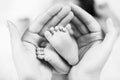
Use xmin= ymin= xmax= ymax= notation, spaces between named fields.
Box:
xmin=36 ymin=44 xmax=70 ymax=74
xmin=44 ymin=26 xmax=79 ymax=65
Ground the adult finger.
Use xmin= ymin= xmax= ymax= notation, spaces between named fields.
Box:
xmin=41 ymin=5 xmax=71 ymax=35
xmin=71 ymin=3 xmax=101 ymax=33
xmin=71 ymin=16 xmax=89 ymax=35
xmin=58 ymin=11 xmax=74 ymax=27
xmin=70 ymin=23 xmax=82 ymax=38
xmin=23 ymin=5 xmax=63 ymax=47
xmin=29 ymin=4 xmax=63 ymax=33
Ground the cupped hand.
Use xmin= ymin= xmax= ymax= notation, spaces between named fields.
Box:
xmin=8 ymin=20 xmax=52 ymax=80
xmin=8 ymin=4 xmax=74 ymax=80
xmin=68 ymin=4 xmax=118 ymax=80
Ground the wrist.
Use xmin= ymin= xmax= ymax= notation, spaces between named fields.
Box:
xmin=68 ymin=72 xmax=100 ymax=80
xmin=79 ymin=72 xmax=100 ymax=80
xmin=68 ymin=67 xmax=100 ymax=80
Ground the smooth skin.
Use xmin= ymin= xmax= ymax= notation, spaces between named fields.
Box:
xmin=67 ymin=3 xmax=118 ymax=80
xmin=8 ymin=2 xmax=118 ymax=80
xmin=8 ymin=4 xmax=74 ymax=80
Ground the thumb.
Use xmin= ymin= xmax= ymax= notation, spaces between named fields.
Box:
xmin=101 ymin=18 xmax=118 ymax=51
xmin=7 ymin=21 xmax=22 ymax=48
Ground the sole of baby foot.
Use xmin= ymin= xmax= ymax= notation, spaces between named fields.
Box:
xmin=44 ymin=26 xmax=79 ymax=65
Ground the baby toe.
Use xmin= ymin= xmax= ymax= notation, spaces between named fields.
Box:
xmin=50 ymin=27 xmax=56 ymax=34
xmin=55 ymin=26 xmax=59 ymax=31
xmin=44 ymin=31 xmax=52 ymax=41
xmin=37 ymin=54 xmax=45 ymax=59
xmin=59 ymin=26 xmax=64 ymax=31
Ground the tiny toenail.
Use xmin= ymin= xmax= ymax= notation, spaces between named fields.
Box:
xmin=59 ymin=26 xmax=63 ymax=30
xmin=55 ymin=26 xmax=59 ymax=31
xmin=50 ymin=27 xmax=54 ymax=31
xmin=50 ymin=27 xmax=55 ymax=34
xmin=63 ymin=28 xmax=66 ymax=32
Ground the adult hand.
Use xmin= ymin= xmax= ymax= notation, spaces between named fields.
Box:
xmin=8 ymin=4 xmax=64 ymax=80
xmin=68 ymin=4 xmax=118 ymax=80
xmin=8 ymin=20 xmax=52 ymax=80
xmin=8 ymin=4 xmax=73 ymax=80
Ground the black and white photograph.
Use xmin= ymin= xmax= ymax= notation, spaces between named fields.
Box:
xmin=0 ymin=0 xmax=120 ymax=80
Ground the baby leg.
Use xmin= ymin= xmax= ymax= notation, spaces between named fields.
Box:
xmin=36 ymin=44 xmax=70 ymax=74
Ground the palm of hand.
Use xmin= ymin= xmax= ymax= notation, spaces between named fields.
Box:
xmin=8 ymin=21 xmax=52 ymax=80
xmin=69 ymin=23 xmax=117 ymax=80
xmin=68 ymin=4 xmax=118 ymax=80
